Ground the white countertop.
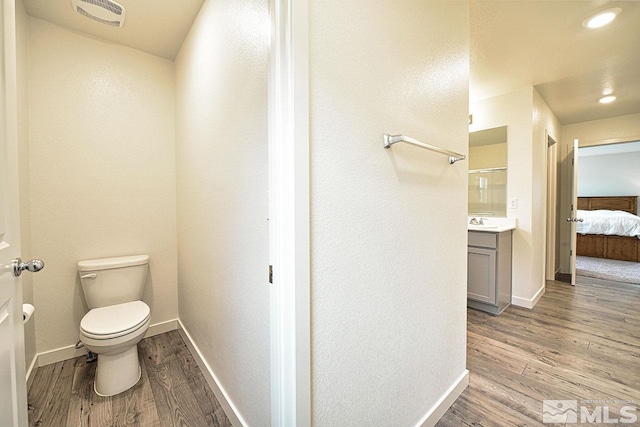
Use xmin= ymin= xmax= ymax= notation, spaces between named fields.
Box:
xmin=468 ymin=217 xmax=516 ymax=233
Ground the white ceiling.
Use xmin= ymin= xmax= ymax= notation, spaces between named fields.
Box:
xmin=471 ymin=1 xmax=640 ymax=124
xmin=22 ymin=1 xmax=640 ymax=124
xmin=23 ymin=0 xmax=206 ymax=60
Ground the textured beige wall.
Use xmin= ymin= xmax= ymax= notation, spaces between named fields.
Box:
xmin=175 ymin=0 xmax=270 ymax=425
xmin=28 ymin=18 xmax=178 ymax=354
xmin=532 ymin=88 xmax=561 ymax=284
xmin=309 ymin=1 xmax=469 ymax=424
xmin=15 ymin=0 xmax=36 ymax=373
xmin=563 ymin=112 xmax=640 ymax=148
xmin=470 ymin=88 xmax=559 ymax=304
xmin=470 ymin=89 xmax=535 ymax=302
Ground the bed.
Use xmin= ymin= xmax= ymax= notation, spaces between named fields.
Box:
xmin=576 ymin=196 xmax=640 ymax=262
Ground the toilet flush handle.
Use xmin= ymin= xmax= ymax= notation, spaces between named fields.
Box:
xmin=80 ymin=273 xmax=97 ymax=279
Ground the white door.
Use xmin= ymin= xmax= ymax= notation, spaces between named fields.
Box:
xmin=1 ymin=0 xmax=28 ymax=424
xmin=568 ymin=139 xmax=580 ymax=286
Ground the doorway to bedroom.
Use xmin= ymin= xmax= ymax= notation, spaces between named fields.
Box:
xmin=574 ymin=140 xmax=640 ymax=286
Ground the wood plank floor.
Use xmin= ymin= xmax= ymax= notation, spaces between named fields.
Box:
xmin=27 ymin=280 xmax=640 ymax=426
xmin=28 ymin=330 xmax=232 ymax=427
xmin=438 ymin=279 xmax=640 ymax=426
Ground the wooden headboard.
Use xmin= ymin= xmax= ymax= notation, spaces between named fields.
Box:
xmin=577 ymin=196 xmax=638 ymax=215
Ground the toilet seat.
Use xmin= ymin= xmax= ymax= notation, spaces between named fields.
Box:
xmin=80 ymin=301 xmax=150 ymax=340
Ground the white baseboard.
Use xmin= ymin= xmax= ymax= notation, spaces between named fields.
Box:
xmin=37 ymin=342 xmax=89 ymax=367
xmin=512 ymin=285 xmax=545 ymax=309
xmin=144 ymin=318 xmax=178 ymax=338
xmin=36 ymin=318 xmax=178 ymax=367
xmin=416 ymin=369 xmax=469 ymax=427
xmin=26 ymin=354 xmax=38 ymax=390
xmin=177 ymin=319 xmax=246 ymax=427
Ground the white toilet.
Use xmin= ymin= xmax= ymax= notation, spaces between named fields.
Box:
xmin=78 ymin=254 xmax=151 ymax=396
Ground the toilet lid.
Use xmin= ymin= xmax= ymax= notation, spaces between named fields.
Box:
xmin=80 ymin=301 xmax=150 ymax=340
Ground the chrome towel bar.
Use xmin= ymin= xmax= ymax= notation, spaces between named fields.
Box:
xmin=383 ymin=133 xmax=466 ymax=164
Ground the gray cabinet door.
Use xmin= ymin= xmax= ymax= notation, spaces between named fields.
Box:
xmin=467 ymin=247 xmax=496 ymax=304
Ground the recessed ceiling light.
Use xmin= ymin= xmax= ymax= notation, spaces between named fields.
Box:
xmin=582 ymin=8 xmax=622 ymax=29
xmin=599 ymin=95 xmax=616 ymax=104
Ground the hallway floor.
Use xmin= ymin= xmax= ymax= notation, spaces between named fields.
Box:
xmin=438 ymin=280 xmax=640 ymax=426
xmin=28 ymin=330 xmax=231 ymax=427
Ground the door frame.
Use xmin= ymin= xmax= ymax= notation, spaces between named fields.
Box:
xmin=268 ymin=0 xmax=311 ymax=425
xmin=570 ymin=135 xmax=640 ymax=285
xmin=557 ymin=134 xmax=640 ymax=283
xmin=545 ymin=131 xmax=558 ymax=281
xmin=569 ymin=139 xmax=579 ymax=286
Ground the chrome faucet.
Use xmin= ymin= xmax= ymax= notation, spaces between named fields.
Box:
xmin=469 ymin=217 xmax=484 ymax=225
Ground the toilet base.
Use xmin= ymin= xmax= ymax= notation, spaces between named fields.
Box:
xmin=94 ymin=345 xmax=141 ymax=397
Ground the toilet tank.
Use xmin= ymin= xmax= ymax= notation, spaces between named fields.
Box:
xmin=77 ymin=255 xmax=149 ymax=309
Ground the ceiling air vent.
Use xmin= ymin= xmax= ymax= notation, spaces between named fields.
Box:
xmin=71 ymin=0 xmax=126 ymax=28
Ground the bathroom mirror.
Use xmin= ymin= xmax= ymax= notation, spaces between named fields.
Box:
xmin=468 ymin=126 xmax=507 ymax=217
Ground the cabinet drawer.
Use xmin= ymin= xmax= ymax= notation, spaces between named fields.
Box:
xmin=468 ymin=231 xmax=497 ymax=249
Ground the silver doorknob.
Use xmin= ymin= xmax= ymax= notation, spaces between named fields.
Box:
xmin=566 ymin=218 xmax=585 ymax=222
xmin=12 ymin=258 xmax=45 ymax=277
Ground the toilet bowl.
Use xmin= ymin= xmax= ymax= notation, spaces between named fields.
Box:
xmin=80 ymin=301 xmax=150 ymax=396
xmin=77 ymin=254 xmax=150 ymax=396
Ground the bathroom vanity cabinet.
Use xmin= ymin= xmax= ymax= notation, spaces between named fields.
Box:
xmin=467 ymin=230 xmax=512 ymax=315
